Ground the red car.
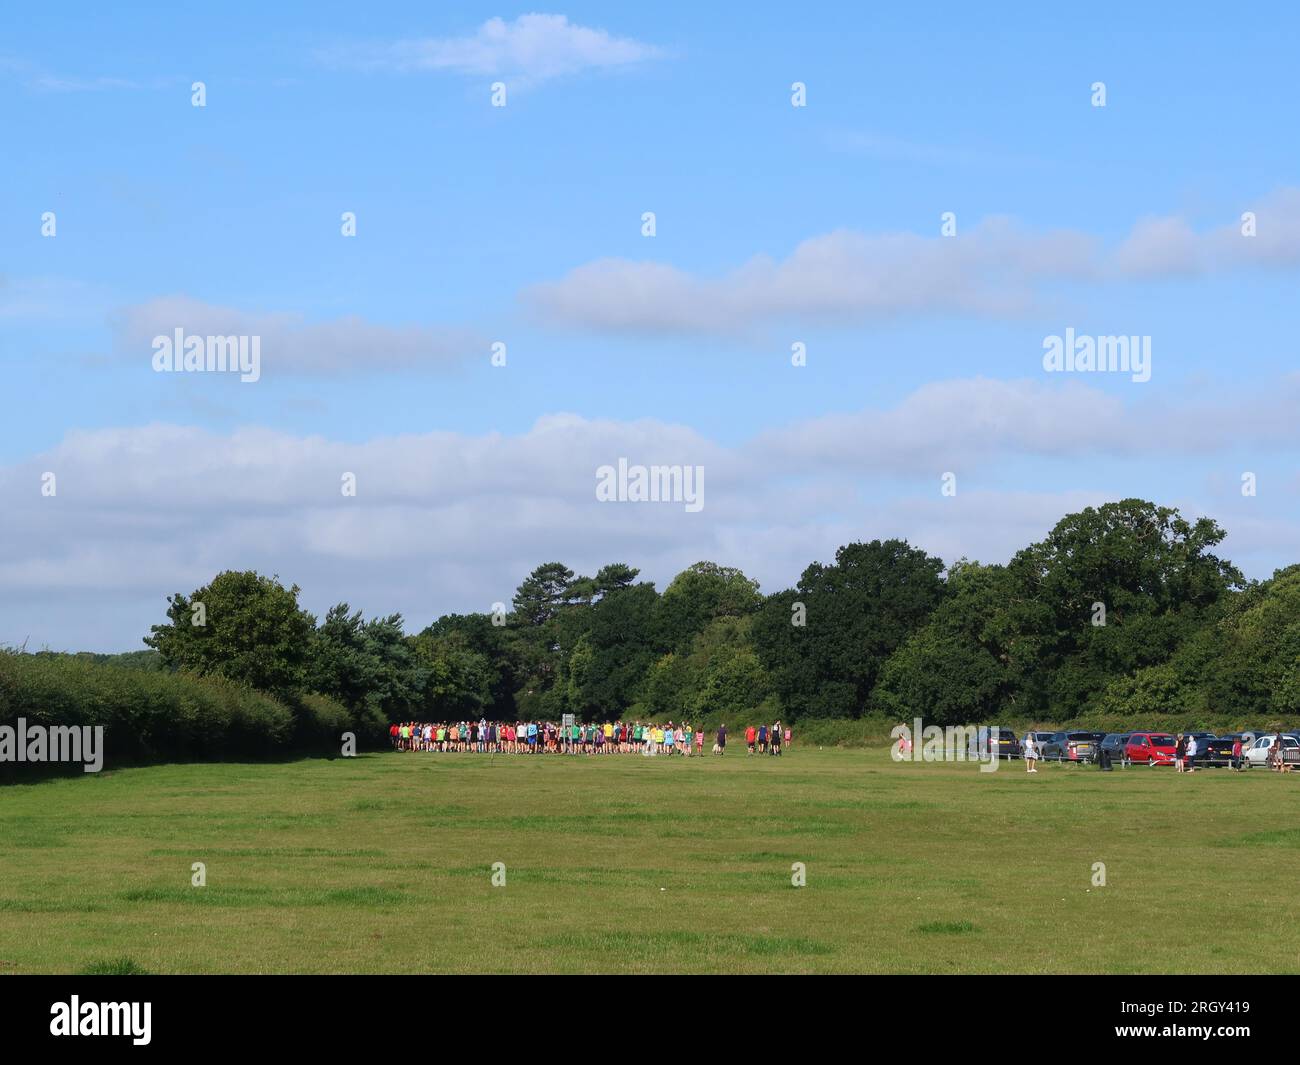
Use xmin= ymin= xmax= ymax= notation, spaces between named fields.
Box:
xmin=1125 ymin=732 xmax=1177 ymax=766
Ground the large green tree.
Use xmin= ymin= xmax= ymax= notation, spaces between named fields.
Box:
xmin=655 ymin=561 xmax=762 ymax=653
xmin=753 ymin=540 xmax=947 ymax=718
xmin=564 ymin=581 xmax=661 ymax=718
xmin=874 ymin=561 xmax=1013 ymax=724
xmin=144 ymin=571 xmax=316 ymax=697
xmin=1005 ymin=500 xmax=1243 ymax=717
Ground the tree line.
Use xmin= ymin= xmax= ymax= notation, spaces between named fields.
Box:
xmin=128 ymin=498 xmax=1299 ymax=727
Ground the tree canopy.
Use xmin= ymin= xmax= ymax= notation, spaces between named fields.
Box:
xmin=137 ymin=502 xmax=1286 ymax=727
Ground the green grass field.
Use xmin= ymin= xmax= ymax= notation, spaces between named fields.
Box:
xmin=3 ymin=747 xmax=1299 ymax=974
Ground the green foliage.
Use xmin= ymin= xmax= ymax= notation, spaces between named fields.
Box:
xmin=563 ymin=582 xmax=660 ymax=717
xmin=655 ymin=561 xmax=762 ymax=653
xmin=1097 ymin=564 xmax=1300 ymax=719
xmin=410 ymin=629 xmax=492 ymax=718
xmin=11 ymin=499 xmax=1297 ymax=778
xmin=753 ymin=540 xmax=948 ymax=719
xmin=144 ymin=570 xmax=316 ymax=698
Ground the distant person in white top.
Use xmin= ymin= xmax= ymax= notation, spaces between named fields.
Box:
xmin=1185 ymin=734 xmax=1198 ymax=772
xmin=1024 ymin=735 xmax=1038 ymax=773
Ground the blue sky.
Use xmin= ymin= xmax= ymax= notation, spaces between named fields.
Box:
xmin=2 ymin=2 xmax=1299 ymax=650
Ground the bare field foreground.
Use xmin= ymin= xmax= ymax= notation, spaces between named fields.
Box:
xmin=2 ymin=747 xmax=1298 ymax=974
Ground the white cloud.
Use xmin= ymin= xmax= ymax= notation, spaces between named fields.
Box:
xmin=528 ymin=191 xmax=1300 ymax=335
xmin=323 ymin=14 xmax=664 ymax=83
xmin=527 ymin=222 xmax=1097 ymax=334
xmin=111 ymin=296 xmax=485 ymax=376
xmin=4 ymin=377 xmax=1300 ymax=650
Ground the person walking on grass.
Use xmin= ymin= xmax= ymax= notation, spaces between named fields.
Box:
xmin=1024 ymin=734 xmax=1038 ymax=773
xmin=716 ymin=723 xmax=727 ymax=755
xmin=746 ymin=724 xmax=756 ymax=755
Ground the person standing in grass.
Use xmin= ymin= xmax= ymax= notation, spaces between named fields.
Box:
xmin=716 ymin=723 xmax=727 ymax=754
xmin=1024 ymin=734 xmax=1038 ymax=773
xmin=1175 ymin=734 xmax=1186 ymax=772
xmin=1185 ymin=734 xmax=1198 ymax=772
xmin=695 ymin=727 xmax=704 ymax=756
xmin=784 ymin=725 xmax=791 ymax=750
xmin=746 ymin=724 xmax=756 ymax=755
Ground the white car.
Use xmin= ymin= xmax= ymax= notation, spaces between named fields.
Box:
xmin=1244 ymin=734 xmax=1300 ymax=767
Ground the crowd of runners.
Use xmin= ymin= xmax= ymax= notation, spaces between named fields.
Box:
xmin=387 ymin=719 xmax=791 ymax=756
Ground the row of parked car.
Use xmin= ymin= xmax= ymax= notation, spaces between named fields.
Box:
xmin=977 ymin=728 xmax=1300 ymax=767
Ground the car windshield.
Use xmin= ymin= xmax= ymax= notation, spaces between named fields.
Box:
xmin=1149 ymin=735 xmax=1174 ymax=745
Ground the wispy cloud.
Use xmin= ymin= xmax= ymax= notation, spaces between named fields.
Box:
xmin=527 ymin=189 xmax=1300 ymax=335
xmin=318 ymin=13 xmax=664 ymax=84
xmin=111 ymin=296 xmax=486 ymax=377
xmin=0 ymin=55 xmax=169 ymax=92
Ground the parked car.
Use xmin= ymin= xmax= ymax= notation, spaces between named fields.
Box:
xmin=1042 ymin=731 xmax=1101 ymax=763
xmin=1196 ymin=736 xmax=1241 ymax=768
xmin=990 ymin=728 xmax=1021 ymax=759
xmin=1244 ymin=734 xmax=1300 ymax=768
xmin=968 ymin=727 xmax=1021 ymax=760
xmin=1125 ymin=732 xmax=1177 ymax=766
xmin=1100 ymin=733 xmax=1131 ymax=763
xmin=1023 ymin=731 xmax=1055 ymax=756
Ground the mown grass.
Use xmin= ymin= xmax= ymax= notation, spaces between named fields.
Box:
xmin=1 ymin=748 xmax=1298 ymax=973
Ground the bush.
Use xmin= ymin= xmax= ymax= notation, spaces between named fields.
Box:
xmin=0 ymin=651 xmax=373 ymax=780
